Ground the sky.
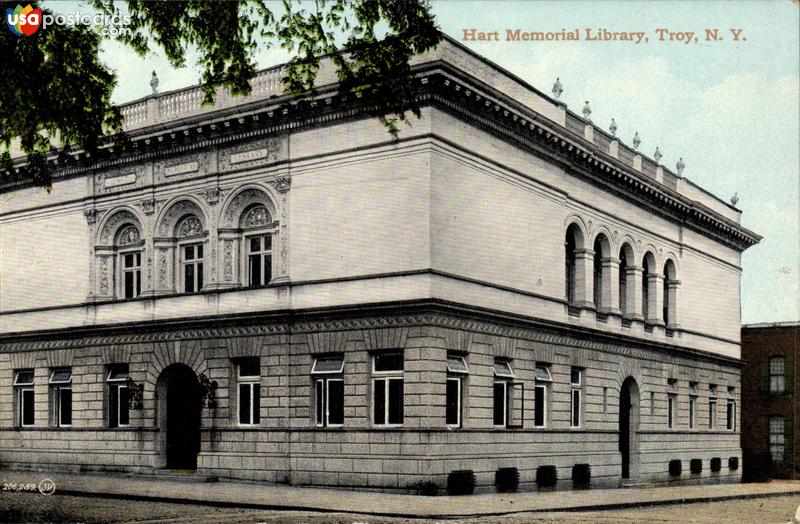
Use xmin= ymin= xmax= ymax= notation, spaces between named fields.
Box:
xmin=46 ymin=0 xmax=800 ymax=324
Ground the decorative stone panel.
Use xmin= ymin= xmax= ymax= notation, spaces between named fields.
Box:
xmin=306 ymin=332 xmax=349 ymax=355
xmin=362 ymin=327 xmax=410 ymax=351
xmin=440 ymin=328 xmax=474 ymax=353
xmin=218 ymin=136 xmax=287 ymax=172
xmin=101 ymin=344 xmax=131 ymax=364
xmin=491 ymin=336 xmax=518 ymax=360
xmin=46 ymin=349 xmax=74 ymax=368
xmin=569 ymin=347 xmax=589 ymax=368
xmin=224 ymin=336 xmax=268 ymax=359
xmin=10 ymin=352 xmax=36 ymax=369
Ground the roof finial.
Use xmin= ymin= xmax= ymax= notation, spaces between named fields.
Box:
xmin=582 ymin=101 xmax=592 ymax=122
xmin=676 ymin=157 xmax=685 ymax=175
xmin=552 ymin=77 xmax=563 ymax=99
xmin=731 ymin=192 xmax=739 ymax=206
xmin=654 ymin=146 xmax=662 ymax=164
xmin=150 ymin=71 xmax=159 ymax=95
xmin=632 ymin=132 xmax=641 ymax=151
xmin=609 ymin=118 xmax=617 ymax=137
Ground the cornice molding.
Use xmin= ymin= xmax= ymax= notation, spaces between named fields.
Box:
xmin=1 ymin=70 xmax=759 ymax=251
xmin=0 ymin=300 xmax=740 ymax=370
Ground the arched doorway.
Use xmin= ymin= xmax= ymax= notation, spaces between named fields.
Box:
xmin=156 ymin=364 xmax=202 ymax=470
xmin=619 ymin=376 xmax=640 ymax=480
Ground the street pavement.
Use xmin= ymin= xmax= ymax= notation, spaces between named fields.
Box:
xmin=1 ymin=469 xmax=799 ymax=519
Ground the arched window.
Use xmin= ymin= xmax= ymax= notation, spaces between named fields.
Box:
xmin=618 ymin=246 xmax=629 ymax=315
xmin=565 ymin=224 xmax=584 ymax=306
xmin=117 ymin=224 xmax=142 ymax=299
xmin=593 ymin=239 xmax=603 ymax=309
xmin=592 ymin=234 xmax=610 ymax=311
xmin=641 ymin=262 xmax=650 ymax=320
xmin=242 ymin=205 xmax=274 ymax=287
xmin=565 ymin=232 xmax=576 ymax=304
xmin=177 ymin=215 xmax=204 ymax=293
xmin=642 ymin=252 xmax=657 ymax=322
xmin=663 ymin=259 xmax=677 ymax=328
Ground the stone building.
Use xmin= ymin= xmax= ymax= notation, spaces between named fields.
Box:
xmin=741 ymin=322 xmax=799 ymax=481
xmin=0 ymin=35 xmax=761 ymax=492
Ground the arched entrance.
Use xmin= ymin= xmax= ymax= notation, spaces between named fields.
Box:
xmin=156 ymin=364 xmax=202 ymax=470
xmin=619 ymin=376 xmax=640 ymax=480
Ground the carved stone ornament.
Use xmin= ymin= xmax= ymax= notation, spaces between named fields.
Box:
xmin=676 ymin=157 xmax=685 ymax=176
xmin=582 ymin=101 xmax=592 ymax=121
xmin=100 ymin=210 xmax=142 ymax=244
xmin=201 ymin=186 xmax=221 ymax=205
xmin=117 ymin=225 xmax=141 ymax=246
xmin=609 ymin=118 xmax=617 ymax=137
xmin=632 ymin=132 xmax=641 ymax=151
xmin=139 ymin=197 xmax=157 ymax=215
xmin=243 ymin=206 xmax=272 ymax=229
xmin=271 ymin=176 xmax=291 ymax=193
xmin=222 ymin=188 xmax=272 ymax=228
xmin=99 ymin=258 xmax=109 ymax=294
xmin=83 ymin=208 xmax=98 ymax=225
xmin=158 ymin=200 xmax=204 ymax=237
xmin=654 ymin=146 xmax=663 ymax=164
xmin=178 ymin=216 xmax=203 ymax=238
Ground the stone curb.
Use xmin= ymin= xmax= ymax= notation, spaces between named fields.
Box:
xmin=49 ymin=485 xmax=800 ymax=519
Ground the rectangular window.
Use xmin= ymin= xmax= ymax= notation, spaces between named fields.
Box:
xmin=570 ymin=367 xmax=582 ymax=428
xmin=372 ymin=353 xmax=403 ymax=426
xmin=667 ymin=394 xmax=676 ymax=429
xmin=534 ymin=385 xmax=547 ymax=428
xmin=688 ymin=382 xmax=698 ymax=430
xmin=182 ymin=243 xmax=204 ymax=293
xmin=709 ymin=384 xmax=718 ymax=429
xmin=122 ymin=252 xmax=142 ymax=299
xmin=14 ymin=369 xmax=35 ymax=427
xmin=667 ymin=379 xmax=678 ymax=429
xmin=726 ymin=387 xmax=736 ymax=431
xmin=571 ymin=389 xmax=581 ymax=428
xmin=493 ymin=381 xmax=507 ymax=427
xmin=534 ymin=364 xmax=551 ymax=428
xmin=446 ymin=377 xmax=461 ymax=427
xmin=493 ymin=359 xmax=516 ymax=428
xmin=107 ymin=364 xmax=130 ymax=428
xmin=311 ymin=356 xmax=344 ymax=427
xmin=446 ymin=353 xmax=468 ymax=428
xmin=50 ymin=368 xmax=73 ymax=427
xmin=247 ymin=235 xmax=272 ymax=287
xmin=237 ymin=358 xmax=261 ymax=426
xmin=770 ymin=416 xmax=786 ymax=463
xmin=769 ymin=357 xmax=786 ymax=393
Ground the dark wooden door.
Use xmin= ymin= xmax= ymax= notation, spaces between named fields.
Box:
xmin=166 ymin=368 xmax=201 ymax=470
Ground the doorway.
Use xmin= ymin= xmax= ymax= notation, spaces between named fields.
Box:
xmin=157 ymin=364 xmax=202 ymax=470
xmin=619 ymin=376 xmax=640 ymax=480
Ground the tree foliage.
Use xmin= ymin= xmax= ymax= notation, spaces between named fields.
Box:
xmin=0 ymin=0 xmax=440 ymax=188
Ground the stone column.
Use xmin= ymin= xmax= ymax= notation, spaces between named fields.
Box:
xmin=647 ymin=273 xmax=665 ymax=325
xmin=666 ymin=279 xmax=681 ymax=328
xmin=601 ymin=257 xmax=620 ymax=314
xmin=574 ymin=248 xmax=595 ymax=308
xmin=626 ymin=266 xmax=644 ymax=321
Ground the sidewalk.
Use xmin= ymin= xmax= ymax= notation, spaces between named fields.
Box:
xmin=2 ymin=469 xmax=799 ymax=519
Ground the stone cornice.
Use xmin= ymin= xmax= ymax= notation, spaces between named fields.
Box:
xmin=0 ymin=298 xmax=740 ymax=368
xmin=422 ymin=69 xmax=760 ymax=251
xmin=1 ymin=68 xmax=759 ymax=251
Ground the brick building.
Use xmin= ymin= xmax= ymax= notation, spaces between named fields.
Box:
xmin=741 ymin=322 xmax=799 ymax=481
xmin=0 ymin=36 xmax=761 ymax=492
